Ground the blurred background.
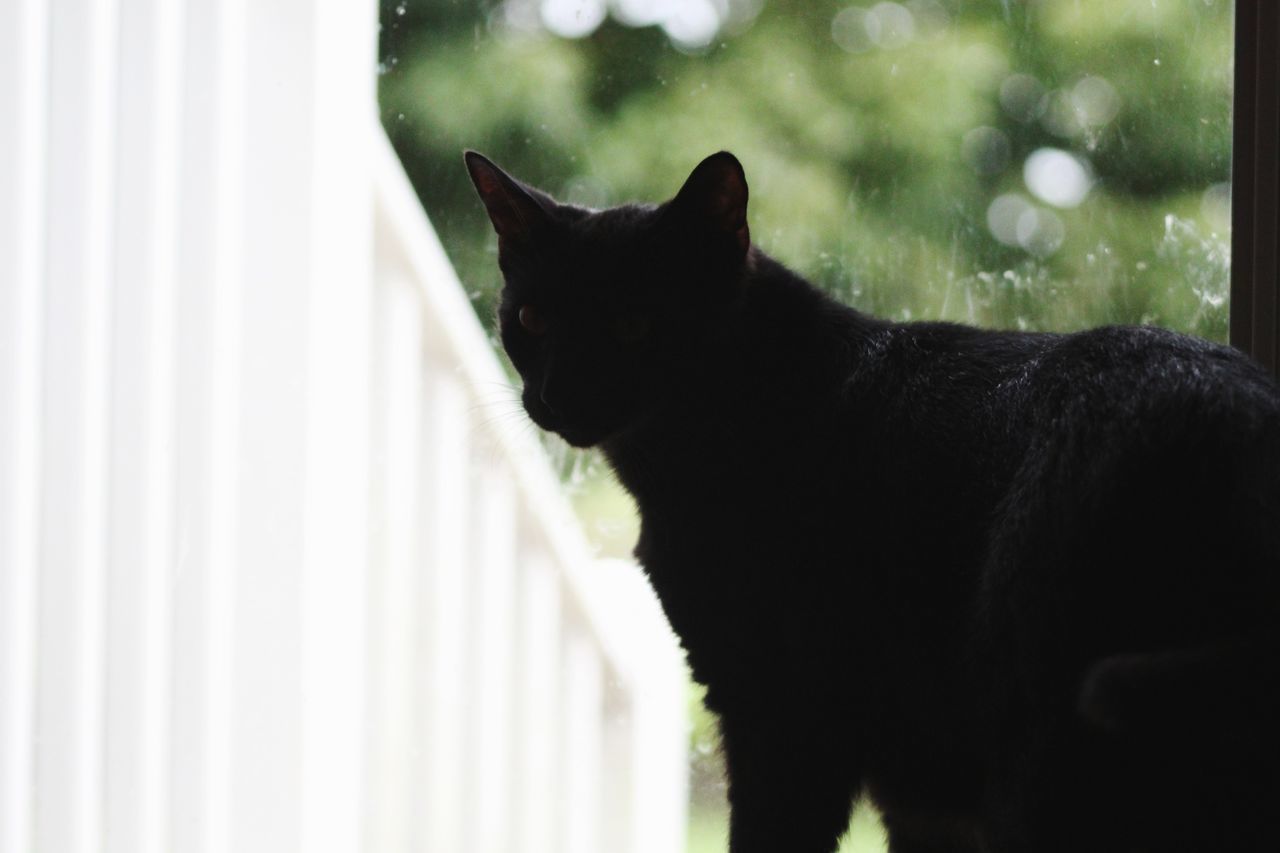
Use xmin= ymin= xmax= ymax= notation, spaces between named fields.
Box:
xmin=376 ymin=1 xmax=1233 ymax=849
xmin=382 ymin=0 xmax=1233 ymax=339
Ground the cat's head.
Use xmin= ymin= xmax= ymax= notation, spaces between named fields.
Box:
xmin=465 ymin=150 xmax=751 ymax=447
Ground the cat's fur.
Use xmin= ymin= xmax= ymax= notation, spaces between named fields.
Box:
xmin=466 ymin=150 xmax=1280 ymax=853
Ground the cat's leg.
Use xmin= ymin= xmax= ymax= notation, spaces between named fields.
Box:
xmin=881 ymin=813 xmax=984 ymax=853
xmin=978 ymin=717 xmax=1113 ymax=853
xmin=884 ymin=833 xmax=981 ymax=853
xmin=984 ymin=741 xmax=1280 ymax=853
xmin=718 ymin=710 xmax=861 ymax=853
xmin=982 ymin=689 xmax=1280 ymax=853
xmin=979 ymin=713 xmax=1215 ymax=853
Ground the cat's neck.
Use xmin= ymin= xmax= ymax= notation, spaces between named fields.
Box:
xmin=729 ymin=252 xmax=886 ymax=371
xmin=601 ymin=251 xmax=886 ymax=496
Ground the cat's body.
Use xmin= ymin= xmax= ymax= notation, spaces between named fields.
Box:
xmin=466 ymin=150 xmax=1280 ymax=852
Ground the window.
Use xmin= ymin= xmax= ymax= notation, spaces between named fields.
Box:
xmin=379 ymin=1 xmax=1271 ymax=850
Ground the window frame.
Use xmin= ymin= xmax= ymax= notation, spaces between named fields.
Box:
xmin=1230 ymin=0 xmax=1280 ymax=376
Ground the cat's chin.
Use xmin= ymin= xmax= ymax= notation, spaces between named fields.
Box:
xmin=551 ymin=424 xmax=609 ymax=448
xmin=525 ymin=408 xmax=609 ymax=448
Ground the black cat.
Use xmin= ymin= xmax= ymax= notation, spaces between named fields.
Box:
xmin=465 ymin=150 xmax=1280 ymax=853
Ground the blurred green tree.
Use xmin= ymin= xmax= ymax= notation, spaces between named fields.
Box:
xmin=379 ymin=0 xmax=1232 ymax=342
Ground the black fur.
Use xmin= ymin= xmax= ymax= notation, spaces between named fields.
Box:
xmin=466 ymin=150 xmax=1280 ymax=853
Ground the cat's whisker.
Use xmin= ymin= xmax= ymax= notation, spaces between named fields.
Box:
xmin=468 ymin=398 xmax=525 ymax=418
xmin=472 ymin=409 xmax=537 ymax=437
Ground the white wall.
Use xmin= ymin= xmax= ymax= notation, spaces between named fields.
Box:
xmin=0 ymin=1 xmax=688 ymax=851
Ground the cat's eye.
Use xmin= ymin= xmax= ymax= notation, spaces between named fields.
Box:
xmin=613 ymin=313 xmax=650 ymax=344
xmin=518 ymin=304 xmax=549 ymax=336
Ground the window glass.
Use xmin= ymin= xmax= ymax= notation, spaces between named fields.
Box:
xmin=379 ymin=2 xmax=1232 ymax=849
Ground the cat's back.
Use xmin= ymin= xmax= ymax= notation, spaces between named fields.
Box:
xmin=847 ymin=318 xmax=1280 ymax=603
xmin=976 ymin=324 xmax=1280 ymax=676
xmin=858 ymin=319 xmax=1280 ymax=459
xmin=1007 ymin=324 xmax=1280 ymax=500
xmin=1023 ymin=323 xmax=1278 ymax=419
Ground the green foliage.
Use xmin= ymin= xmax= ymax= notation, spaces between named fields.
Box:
xmin=380 ymin=0 xmax=1231 ymax=340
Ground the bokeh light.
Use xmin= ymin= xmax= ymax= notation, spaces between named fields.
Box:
xmin=1023 ymin=147 xmax=1093 ymax=208
xmin=987 ymin=192 xmax=1065 ymax=257
xmin=539 ymin=0 xmax=607 ymax=38
xmin=961 ymin=126 xmax=1012 ymax=176
xmin=831 ymin=6 xmax=875 ymax=53
xmin=1000 ymin=73 xmax=1047 ymax=124
xmin=661 ymin=0 xmax=722 ymax=49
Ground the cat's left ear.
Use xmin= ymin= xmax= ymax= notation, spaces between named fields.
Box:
xmin=668 ymin=151 xmax=750 ymax=254
xmin=464 ymin=150 xmax=553 ymax=245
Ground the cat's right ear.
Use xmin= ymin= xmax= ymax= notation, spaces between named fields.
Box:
xmin=464 ymin=151 xmax=551 ymax=245
xmin=668 ymin=151 xmax=750 ymax=255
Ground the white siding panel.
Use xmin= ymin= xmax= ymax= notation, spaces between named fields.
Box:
xmin=106 ymin=0 xmax=183 ymax=849
xmin=513 ymin=553 xmax=562 ymax=853
xmin=419 ymin=369 xmax=471 ymax=853
xmin=0 ymin=1 xmax=47 ymax=850
xmin=299 ymin=0 xmax=373 ymax=845
xmin=469 ymin=463 xmax=518 ymax=853
xmin=561 ymin=627 xmax=605 ymax=853
xmin=298 ymin=0 xmax=375 ymax=843
xmin=34 ymin=0 xmax=118 ymax=849
xmin=171 ymin=0 xmax=244 ymax=850
xmin=365 ymin=276 xmax=425 ymax=853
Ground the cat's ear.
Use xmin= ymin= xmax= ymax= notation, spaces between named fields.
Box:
xmin=464 ymin=151 xmax=553 ymax=245
xmin=669 ymin=151 xmax=750 ymax=253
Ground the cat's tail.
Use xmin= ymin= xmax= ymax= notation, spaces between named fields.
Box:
xmin=1077 ymin=638 xmax=1280 ymax=754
